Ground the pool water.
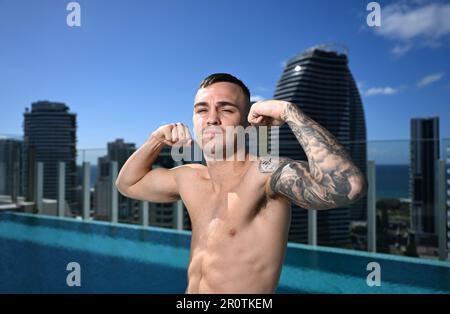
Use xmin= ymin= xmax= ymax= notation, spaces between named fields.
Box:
xmin=0 ymin=211 xmax=449 ymax=293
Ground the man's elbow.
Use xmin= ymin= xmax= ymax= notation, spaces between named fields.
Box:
xmin=115 ymin=178 xmax=130 ymax=197
xmin=323 ymin=175 xmax=368 ymax=209
xmin=317 ymin=174 xmax=368 ymax=210
xmin=348 ymin=175 xmax=368 ymax=203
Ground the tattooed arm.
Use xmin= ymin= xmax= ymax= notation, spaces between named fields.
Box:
xmin=251 ymin=100 xmax=367 ymax=210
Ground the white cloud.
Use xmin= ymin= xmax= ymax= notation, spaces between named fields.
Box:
xmin=417 ymin=72 xmax=444 ymax=87
xmin=358 ymin=81 xmax=401 ymax=97
xmin=377 ymin=2 xmax=450 ymax=40
xmin=250 ymin=95 xmax=265 ymax=102
xmin=280 ymin=60 xmax=287 ymax=68
xmin=373 ymin=1 xmax=450 ymax=55
xmin=364 ymin=86 xmax=399 ymax=96
xmin=391 ymin=43 xmax=412 ymax=56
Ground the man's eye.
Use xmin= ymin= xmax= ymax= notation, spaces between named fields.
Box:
xmin=223 ymin=109 xmax=233 ymax=113
xmin=196 ymin=109 xmax=207 ymax=113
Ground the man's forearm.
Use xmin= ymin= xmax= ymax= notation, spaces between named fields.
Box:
xmin=115 ymin=136 xmax=165 ymax=191
xmin=281 ymin=103 xmax=367 ymax=202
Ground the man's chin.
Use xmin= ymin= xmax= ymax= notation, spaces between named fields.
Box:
xmin=202 ymin=140 xmax=218 ymax=151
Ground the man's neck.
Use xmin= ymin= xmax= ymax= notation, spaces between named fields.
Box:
xmin=204 ymin=152 xmax=251 ymax=186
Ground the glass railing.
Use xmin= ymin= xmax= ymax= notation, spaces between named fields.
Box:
xmin=365 ymin=138 xmax=449 ymax=261
xmin=0 ymin=137 xmax=449 ymax=263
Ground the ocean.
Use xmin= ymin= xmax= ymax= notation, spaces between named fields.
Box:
xmin=376 ymin=164 xmax=410 ymax=200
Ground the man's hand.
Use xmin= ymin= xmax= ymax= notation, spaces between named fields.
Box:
xmin=247 ymin=100 xmax=291 ymax=126
xmin=150 ymin=122 xmax=192 ymax=146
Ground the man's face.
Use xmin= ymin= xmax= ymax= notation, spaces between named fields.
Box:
xmin=192 ymin=82 xmax=248 ymax=154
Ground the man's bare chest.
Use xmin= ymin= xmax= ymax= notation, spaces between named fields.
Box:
xmin=179 ymin=174 xmax=268 ymax=225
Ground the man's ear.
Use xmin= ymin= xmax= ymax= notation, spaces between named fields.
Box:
xmin=243 ymin=108 xmax=251 ymax=127
xmin=242 ymin=119 xmax=250 ymax=127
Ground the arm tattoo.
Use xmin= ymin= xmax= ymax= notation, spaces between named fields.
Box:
xmin=262 ymin=104 xmax=367 ymax=209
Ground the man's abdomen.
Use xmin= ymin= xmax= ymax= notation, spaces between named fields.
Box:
xmin=186 ymin=217 xmax=288 ymax=294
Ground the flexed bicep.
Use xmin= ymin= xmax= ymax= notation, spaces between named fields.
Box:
xmin=121 ymin=166 xmax=180 ymax=203
xmin=263 ymin=157 xmax=355 ymax=210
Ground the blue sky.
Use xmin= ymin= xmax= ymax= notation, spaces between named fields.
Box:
xmin=1 ymin=0 xmax=449 ymax=156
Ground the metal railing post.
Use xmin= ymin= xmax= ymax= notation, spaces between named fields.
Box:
xmin=176 ymin=200 xmax=184 ymax=231
xmin=140 ymin=201 xmax=149 ymax=227
xmin=437 ymin=159 xmax=447 ymax=261
xmin=82 ymin=162 xmax=90 ymax=220
xmin=57 ymin=161 xmax=65 ymax=217
xmin=308 ymin=210 xmax=317 ymax=246
xmin=367 ymin=160 xmax=376 ymax=253
xmin=34 ymin=162 xmax=43 ymax=213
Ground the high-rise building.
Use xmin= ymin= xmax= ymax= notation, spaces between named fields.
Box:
xmin=94 ymin=139 xmax=138 ymax=221
xmin=107 ymin=139 xmax=136 ymax=171
xmin=93 ymin=155 xmax=114 ymax=220
xmin=273 ymin=45 xmax=368 ymax=246
xmin=0 ymin=136 xmax=23 ymax=202
xmin=22 ymin=101 xmax=77 ymax=212
xmin=410 ymin=117 xmax=440 ymax=256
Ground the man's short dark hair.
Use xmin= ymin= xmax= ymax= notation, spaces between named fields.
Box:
xmin=199 ymin=73 xmax=251 ymax=106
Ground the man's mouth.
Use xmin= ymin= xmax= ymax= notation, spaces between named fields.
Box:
xmin=202 ymin=127 xmax=223 ymax=138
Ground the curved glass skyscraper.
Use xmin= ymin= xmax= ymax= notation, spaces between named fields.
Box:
xmin=274 ymin=45 xmax=367 ymax=246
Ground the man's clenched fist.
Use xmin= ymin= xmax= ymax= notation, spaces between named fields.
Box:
xmin=247 ymin=100 xmax=291 ymax=127
xmin=150 ymin=122 xmax=192 ymax=146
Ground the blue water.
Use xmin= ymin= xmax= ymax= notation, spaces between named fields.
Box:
xmin=0 ymin=212 xmax=449 ymax=293
xmin=376 ymin=164 xmax=409 ymax=199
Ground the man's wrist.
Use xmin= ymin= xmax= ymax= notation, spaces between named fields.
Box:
xmin=147 ymin=133 xmax=166 ymax=148
xmin=281 ymin=101 xmax=296 ymax=122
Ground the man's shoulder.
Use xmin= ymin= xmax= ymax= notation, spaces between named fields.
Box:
xmin=173 ymin=162 xmax=207 ymax=178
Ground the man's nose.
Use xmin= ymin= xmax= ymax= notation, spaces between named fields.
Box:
xmin=206 ymin=109 xmax=220 ymax=125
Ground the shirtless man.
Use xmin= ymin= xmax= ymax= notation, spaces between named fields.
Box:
xmin=115 ymin=73 xmax=367 ymax=294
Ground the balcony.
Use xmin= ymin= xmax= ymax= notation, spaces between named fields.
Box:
xmin=0 ymin=138 xmax=449 ymax=293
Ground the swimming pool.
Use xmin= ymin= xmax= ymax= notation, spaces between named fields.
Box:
xmin=0 ymin=211 xmax=449 ymax=293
